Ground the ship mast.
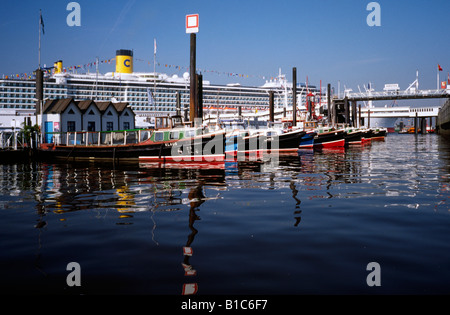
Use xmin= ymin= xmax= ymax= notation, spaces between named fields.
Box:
xmin=153 ymin=38 xmax=157 ymax=109
xmin=38 ymin=9 xmax=43 ymax=69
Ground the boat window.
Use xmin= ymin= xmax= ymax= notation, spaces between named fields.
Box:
xmin=170 ymin=131 xmax=179 ymax=140
xmin=154 ymin=132 xmax=164 ymax=142
xmin=185 ymin=130 xmax=195 ymax=138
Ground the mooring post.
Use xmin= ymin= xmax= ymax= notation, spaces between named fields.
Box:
xmin=269 ymin=91 xmax=274 ymax=123
xmin=358 ymin=104 xmax=362 ymax=128
xmin=351 ymin=101 xmax=357 ymax=127
xmin=292 ymin=67 xmax=297 ymax=126
xmin=189 ymin=33 xmax=196 ymax=123
xmin=196 ymin=73 xmax=203 ymax=122
xmin=344 ymin=97 xmax=349 ymax=126
xmin=414 ymin=112 xmax=418 ymax=134
xmin=327 ymin=84 xmax=331 ymax=125
xmin=176 ymin=91 xmax=181 ymax=116
xmin=35 ymin=68 xmax=44 ymax=144
xmin=331 ymin=99 xmax=336 ymax=127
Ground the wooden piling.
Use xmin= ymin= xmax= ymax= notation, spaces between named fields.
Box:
xmin=189 ymin=33 xmax=196 ymax=123
xmin=176 ymin=91 xmax=181 ymax=116
xmin=292 ymin=67 xmax=297 ymax=126
xmin=196 ymin=73 xmax=203 ymax=121
xmin=351 ymin=101 xmax=357 ymax=127
xmin=269 ymin=91 xmax=274 ymax=122
xmin=414 ymin=112 xmax=418 ymax=134
xmin=358 ymin=104 xmax=362 ymax=128
xmin=35 ymin=68 xmax=43 ymax=115
xmin=344 ymin=97 xmax=349 ymax=125
xmin=327 ymin=84 xmax=331 ymax=124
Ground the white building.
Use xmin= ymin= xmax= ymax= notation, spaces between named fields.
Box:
xmin=42 ymin=98 xmax=136 ymax=143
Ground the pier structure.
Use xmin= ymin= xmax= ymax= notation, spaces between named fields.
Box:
xmin=331 ymin=83 xmax=449 ymax=133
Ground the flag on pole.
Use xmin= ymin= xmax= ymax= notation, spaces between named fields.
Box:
xmin=448 ymin=72 xmax=450 ymax=85
xmin=154 ymin=38 xmax=157 ymax=55
xmin=438 ymin=64 xmax=443 ymax=71
xmin=40 ymin=10 xmax=44 ymax=35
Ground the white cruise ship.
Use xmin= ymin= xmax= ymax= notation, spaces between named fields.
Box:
xmin=0 ymin=49 xmax=320 ymax=129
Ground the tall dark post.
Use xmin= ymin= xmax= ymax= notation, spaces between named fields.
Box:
xmin=35 ymin=68 xmax=44 ymax=144
xmin=420 ymin=117 xmax=426 ymax=134
xmin=269 ymin=91 xmax=274 ymax=122
xmin=331 ymin=100 xmax=335 ymax=127
xmin=344 ymin=97 xmax=349 ymax=125
xmin=414 ymin=112 xmax=418 ymax=134
xmin=196 ymin=73 xmax=203 ymax=121
xmin=292 ymin=67 xmax=297 ymax=126
xmin=327 ymin=84 xmax=331 ymax=124
xmin=176 ymin=91 xmax=181 ymax=116
xmin=189 ymin=33 xmax=197 ymax=123
xmin=358 ymin=104 xmax=362 ymax=128
xmin=351 ymin=101 xmax=357 ymax=127
xmin=35 ymin=68 xmax=43 ymax=115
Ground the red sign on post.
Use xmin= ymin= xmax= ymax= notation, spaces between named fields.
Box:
xmin=441 ymin=81 xmax=447 ymax=89
xmin=186 ymin=14 xmax=199 ymax=33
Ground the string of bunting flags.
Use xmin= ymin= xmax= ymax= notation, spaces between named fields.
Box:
xmin=1 ymin=58 xmax=115 ymax=80
xmin=1 ymin=57 xmax=277 ymax=82
xmin=145 ymin=60 xmax=274 ymax=81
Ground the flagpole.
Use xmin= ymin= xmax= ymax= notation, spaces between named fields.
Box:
xmin=153 ymin=38 xmax=156 ymax=93
xmin=437 ymin=67 xmax=439 ymax=90
xmin=39 ymin=9 xmax=41 ymax=69
xmin=153 ymin=38 xmax=156 ymax=111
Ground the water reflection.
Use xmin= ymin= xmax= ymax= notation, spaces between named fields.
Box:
xmin=181 ymin=183 xmax=205 ymax=295
xmin=1 ymin=134 xmax=449 ymax=294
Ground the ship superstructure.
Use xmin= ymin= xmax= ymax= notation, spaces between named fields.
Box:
xmin=0 ymin=49 xmax=320 ymax=129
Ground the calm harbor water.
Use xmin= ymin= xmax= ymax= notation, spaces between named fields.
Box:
xmin=1 ymin=133 xmax=449 ymax=295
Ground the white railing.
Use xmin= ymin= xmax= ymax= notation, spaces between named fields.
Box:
xmin=359 ymin=106 xmax=440 ymax=118
xmin=0 ymin=131 xmax=35 ymax=150
xmin=345 ymin=88 xmax=450 ymax=100
xmin=45 ymin=129 xmax=153 ymax=146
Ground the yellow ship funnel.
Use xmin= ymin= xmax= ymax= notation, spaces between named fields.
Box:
xmin=54 ymin=60 xmax=63 ymax=73
xmin=115 ymin=49 xmax=133 ymax=74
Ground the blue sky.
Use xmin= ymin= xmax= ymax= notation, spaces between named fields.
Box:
xmin=1 ymin=0 xmax=449 ymax=105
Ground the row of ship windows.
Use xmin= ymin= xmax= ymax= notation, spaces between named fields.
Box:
xmin=0 ymin=104 xmax=171 ymax=111
xmin=0 ymin=99 xmax=35 ymax=103
xmin=0 ymin=104 xmax=34 ymax=109
xmin=0 ymin=99 xmax=269 ymax=106
xmin=0 ymin=103 xmax=268 ymax=111
xmin=2 ymin=83 xmax=275 ymax=94
xmin=0 ymin=91 xmax=272 ymax=101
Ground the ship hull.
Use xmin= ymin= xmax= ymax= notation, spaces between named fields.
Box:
xmin=345 ymin=130 xmax=363 ymax=145
xmin=298 ymin=131 xmax=316 ymax=149
xmin=313 ymin=130 xmax=346 ymax=148
xmin=238 ymin=129 xmax=306 ymax=154
xmin=371 ymin=128 xmax=387 ymax=140
xmin=37 ymin=131 xmax=227 ymax=163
